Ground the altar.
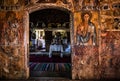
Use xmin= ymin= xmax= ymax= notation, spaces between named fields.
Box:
xmin=49 ymin=44 xmax=63 ymax=58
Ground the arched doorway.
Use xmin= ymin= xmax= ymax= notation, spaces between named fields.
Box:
xmin=24 ymin=4 xmax=74 ymax=79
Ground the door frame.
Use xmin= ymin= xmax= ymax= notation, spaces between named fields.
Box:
xmin=23 ymin=3 xmax=74 ymax=78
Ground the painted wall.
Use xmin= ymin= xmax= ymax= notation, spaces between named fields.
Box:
xmin=0 ymin=0 xmax=29 ymax=79
xmin=0 ymin=0 xmax=120 ymax=79
xmin=72 ymin=0 xmax=120 ymax=79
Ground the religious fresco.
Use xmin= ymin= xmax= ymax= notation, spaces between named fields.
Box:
xmin=0 ymin=11 xmax=28 ymax=79
xmin=0 ymin=11 xmax=24 ymax=45
xmin=72 ymin=10 xmax=120 ymax=80
xmin=76 ymin=11 xmax=97 ymax=45
xmin=0 ymin=0 xmax=120 ymax=80
xmin=99 ymin=1 xmax=120 ymax=78
xmin=72 ymin=0 xmax=120 ymax=79
xmin=74 ymin=11 xmax=99 ymax=46
xmin=73 ymin=0 xmax=100 ymax=11
xmin=0 ymin=0 xmax=24 ymax=11
xmin=100 ymin=31 xmax=120 ymax=78
xmin=100 ymin=1 xmax=120 ymax=30
xmin=73 ymin=0 xmax=82 ymax=11
xmin=24 ymin=0 xmax=73 ymax=12
xmin=72 ymin=11 xmax=99 ymax=79
xmin=82 ymin=0 xmax=100 ymax=6
xmin=25 ymin=0 xmax=72 ymax=5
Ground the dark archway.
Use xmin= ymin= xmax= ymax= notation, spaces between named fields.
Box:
xmin=23 ymin=3 xmax=73 ymax=77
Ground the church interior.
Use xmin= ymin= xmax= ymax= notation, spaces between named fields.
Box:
xmin=0 ymin=0 xmax=120 ymax=80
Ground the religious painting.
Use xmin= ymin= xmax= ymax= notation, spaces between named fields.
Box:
xmin=73 ymin=0 xmax=83 ymax=11
xmin=0 ymin=0 xmax=24 ymax=6
xmin=73 ymin=10 xmax=99 ymax=79
xmin=0 ymin=11 xmax=24 ymax=45
xmin=25 ymin=0 xmax=57 ymax=5
xmin=0 ymin=0 xmax=24 ymax=11
xmin=74 ymin=11 xmax=99 ymax=46
xmin=82 ymin=0 xmax=99 ymax=6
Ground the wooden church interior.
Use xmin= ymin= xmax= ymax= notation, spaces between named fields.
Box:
xmin=29 ymin=9 xmax=72 ymax=78
xmin=29 ymin=9 xmax=71 ymax=55
xmin=0 ymin=0 xmax=120 ymax=80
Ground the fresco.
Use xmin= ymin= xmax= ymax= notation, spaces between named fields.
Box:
xmin=73 ymin=0 xmax=100 ymax=11
xmin=25 ymin=0 xmax=73 ymax=5
xmin=0 ymin=0 xmax=24 ymax=11
xmin=0 ymin=11 xmax=28 ymax=79
xmin=74 ymin=11 xmax=99 ymax=46
xmin=76 ymin=11 xmax=97 ymax=46
xmin=72 ymin=11 xmax=99 ymax=79
xmin=0 ymin=11 xmax=24 ymax=45
xmin=72 ymin=1 xmax=120 ymax=79
xmin=0 ymin=0 xmax=120 ymax=79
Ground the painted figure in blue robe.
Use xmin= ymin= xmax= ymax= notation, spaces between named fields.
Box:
xmin=76 ymin=11 xmax=97 ymax=46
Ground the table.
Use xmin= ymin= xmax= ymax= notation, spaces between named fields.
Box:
xmin=49 ymin=44 xmax=63 ymax=58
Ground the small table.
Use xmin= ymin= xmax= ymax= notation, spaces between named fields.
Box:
xmin=49 ymin=44 xmax=63 ymax=58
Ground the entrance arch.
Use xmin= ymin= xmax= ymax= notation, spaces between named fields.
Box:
xmin=23 ymin=3 xmax=74 ymax=78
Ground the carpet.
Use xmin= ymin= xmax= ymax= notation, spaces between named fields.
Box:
xmin=29 ymin=62 xmax=71 ymax=72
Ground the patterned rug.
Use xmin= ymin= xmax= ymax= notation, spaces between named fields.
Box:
xmin=29 ymin=62 xmax=71 ymax=72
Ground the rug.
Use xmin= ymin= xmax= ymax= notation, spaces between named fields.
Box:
xmin=29 ymin=62 xmax=71 ymax=72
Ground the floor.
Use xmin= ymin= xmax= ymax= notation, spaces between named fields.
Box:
xmin=1 ymin=78 xmax=119 ymax=81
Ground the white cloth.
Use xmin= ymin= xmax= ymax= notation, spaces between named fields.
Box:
xmin=38 ymin=38 xmax=45 ymax=48
xmin=49 ymin=44 xmax=63 ymax=58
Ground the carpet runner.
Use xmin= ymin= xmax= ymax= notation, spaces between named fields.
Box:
xmin=29 ymin=62 xmax=71 ymax=72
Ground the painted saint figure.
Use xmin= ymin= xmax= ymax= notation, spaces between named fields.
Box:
xmin=1 ymin=11 xmax=19 ymax=45
xmin=76 ymin=11 xmax=97 ymax=46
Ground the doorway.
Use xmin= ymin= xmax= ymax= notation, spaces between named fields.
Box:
xmin=29 ymin=8 xmax=72 ymax=78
